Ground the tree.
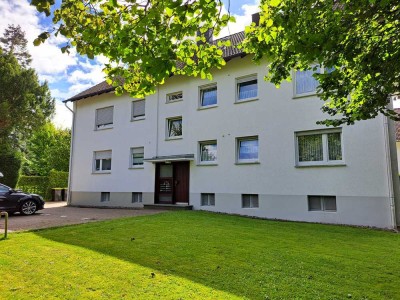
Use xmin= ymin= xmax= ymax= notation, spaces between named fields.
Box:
xmin=0 ymin=25 xmax=32 ymax=67
xmin=242 ymin=0 xmax=400 ymax=125
xmin=32 ymin=0 xmax=400 ymax=125
xmin=0 ymin=48 xmax=55 ymax=149
xmin=23 ymin=122 xmax=71 ymax=176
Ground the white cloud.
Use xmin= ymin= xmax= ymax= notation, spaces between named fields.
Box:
xmin=52 ymin=100 xmax=73 ymax=129
xmin=217 ymin=0 xmax=260 ymax=38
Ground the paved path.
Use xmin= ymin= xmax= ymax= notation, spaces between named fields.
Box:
xmin=0 ymin=202 xmax=166 ymax=233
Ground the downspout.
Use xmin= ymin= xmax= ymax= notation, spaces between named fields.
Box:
xmin=383 ymin=115 xmax=397 ymax=229
xmin=156 ymin=85 xmax=160 ymax=157
xmin=64 ymin=101 xmax=75 ymax=206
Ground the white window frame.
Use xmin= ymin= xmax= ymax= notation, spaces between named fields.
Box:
xmin=199 ymin=83 xmax=218 ymax=108
xmin=236 ymin=74 xmax=258 ymax=103
xmin=201 ymin=193 xmax=215 ymax=206
xmin=95 ymin=106 xmax=114 ymax=130
xmin=242 ymin=194 xmax=259 ymax=208
xmin=101 ymin=192 xmax=110 ymax=202
xmin=166 ymin=91 xmax=183 ymax=103
xmin=295 ymin=129 xmax=344 ymax=167
xmin=199 ymin=140 xmax=217 ymax=165
xmin=236 ymin=136 xmax=259 ymax=164
xmin=132 ymin=192 xmax=143 ymax=203
xmin=166 ymin=117 xmax=183 ymax=139
xmin=93 ymin=150 xmax=112 ymax=173
xmin=293 ymin=65 xmax=333 ymax=98
xmin=130 ymin=147 xmax=144 ymax=168
xmin=308 ymin=196 xmax=337 ymax=212
xmin=131 ymin=99 xmax=145 ymax=121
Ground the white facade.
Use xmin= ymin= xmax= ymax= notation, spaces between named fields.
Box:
xmin=67 ymin=55 xmax=400 ymax=229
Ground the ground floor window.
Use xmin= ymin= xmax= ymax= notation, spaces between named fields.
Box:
xmin=201 ymin=193 xmax=215 ymax=206
xmin=132 ymin=192 xmax=143 ymax=203
xmin=242 ymin=194 xmax=259 ymax=208
xmin=308 ymin=196 xmax=336 ymax=212
xmin=101 ymin=192 xmax=110 ymax=202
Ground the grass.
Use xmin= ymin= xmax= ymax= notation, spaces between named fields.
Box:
xmin=1 ymin=211 xmax=400 ymax=299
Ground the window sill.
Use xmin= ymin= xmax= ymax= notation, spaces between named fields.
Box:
xmin=198 ymin=104 xmax=218 ymax=111
xmin=131 ymin=116 xmax=145 ymax=122
xmin=242 ymin=207 xmax=259 ymax=209
xmin=295 ymin=162 xmax=346 ymax=168
xmin=235 ymin=97 xmax=259 ymax=104
xmin=309 ymin=210 xmax=337 ymax=213
xmin=166 ymin=99 xmax=183 ymax=104
xmin=197 ymin=162 xmax=218 ymax=166
xmin=95 ymin=126 xmax=113 ymax=131
xmin=129 ymin=166 xmax=144 ymax=169
xmin=165 ymin=136 xmax=183 ymax=141
xmin=292 ymin=92 xmax=318 ymax=99
xmin=92 ymin=171 xmax=111 ymax=174
xmin=235 ymin=161 xmax=260 ymax=165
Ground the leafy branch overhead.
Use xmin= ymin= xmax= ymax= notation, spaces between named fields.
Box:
xmin=32 ymin=0 xmax=400 ymax=126
xmin=32 ymin=0 xmax=234 ymax=98
xmin=243 ymin=0 xmax=400 ymax=125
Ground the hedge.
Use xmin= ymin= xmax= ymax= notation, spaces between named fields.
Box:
xmin=17 ymin=170 xmax=69 ymax=200
xmin=0 ymin=150 xmax=22 ymax=188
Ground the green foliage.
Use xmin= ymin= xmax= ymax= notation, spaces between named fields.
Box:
xmin=0 ymin=24 xmax=32 ymax=67
xmin=243 ymin=0 xmax=400 ymax=126
xmin=17 ymin=170 xmax=68 ymax=199
xmin=32 ymin=0 xmax=234 ymax=98
xmin=16 ymin=175 xmax=49 ymax=197
xmin=23 ymin=122 xmax=71 ymax=176
xmin=1 ymin=212 xmax=400 ymax=298
xmin=0 ymin=149 xmax=22 ymax=188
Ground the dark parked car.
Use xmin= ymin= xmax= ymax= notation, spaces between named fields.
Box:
xmin=0 ymin=183 xmax=45 ymax=215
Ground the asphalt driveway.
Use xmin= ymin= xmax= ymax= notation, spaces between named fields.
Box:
xmin=0 ymin=202 xmax=166 ymax=232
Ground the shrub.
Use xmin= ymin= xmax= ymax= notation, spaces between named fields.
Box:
xmin=0 ymin=150 xmax=22 ymax=188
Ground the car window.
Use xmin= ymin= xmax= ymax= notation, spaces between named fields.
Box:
xmin=0 ymin=185 xmax=10 ymax=194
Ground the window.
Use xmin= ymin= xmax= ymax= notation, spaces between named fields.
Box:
xmin=94 ymin=150 xmax=112 ymax=172
xmin=199 ymin=141 xmax=217 ymax=163
xmin=236 ymin=75 xmax=258 ymax=102
xmin=167 ymin=117 xmax=182 ymax=138
xmin=237 ymin=136 xmax=259 ymax=163
xmin=308 ymin=196 xmax=337 ymax=212
xmin=132 ymin=192 xmax=143 ymax=203
xmin=296 ymin=130 xmax=343 ymax=166
xmin=242 ymin=194 xmax=259 ymax=208
xmin=101 ymin=192 xmax=110 ymax=202
xmin=132 ymin=99 xmax=145 ymax=120
xmin=294 ymin=65 xmax=334 ymax=96
xmin=167 ymin=91 xmax=183 ymax=103
xmin=131 ymin=147 xmax=144 ymax=167
xmin=200 ymin=84 xmax=217 ymax=107
xmin=0 ymin=184 xmax=9 ymax=194
xmin=95 ymin=106 xmax=113 ymax=129
xmin=201 ymin=193 xmax=215 ymax=206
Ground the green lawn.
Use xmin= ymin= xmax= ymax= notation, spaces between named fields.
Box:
xmin=1 ymin=211 xmax=400 ymax=299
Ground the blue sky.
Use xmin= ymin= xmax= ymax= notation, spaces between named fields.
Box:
xmin=0 ymin=0 xmax=260 ymax=128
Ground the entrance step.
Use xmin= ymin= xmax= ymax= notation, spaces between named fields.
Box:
xmin=144 ymin=204 xmax=193 ymax=211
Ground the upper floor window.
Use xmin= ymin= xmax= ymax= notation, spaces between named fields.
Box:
xmin=295 ymin=65 xmax=334 ymax=97
xmin=130 ymin=147 xmax=144 ymax=167
xmin=167 ymin=91 xmax=183 ymax=103
xmin=296 ymin=129 xmax=343 ymax=166
xmin=95 ymin=106 xmax=113 ymax=130
xmin=237 ymin=136 xmax=259 ymax=163
xmin=94 ymin=150 xmax=112 ymax=173
xmin=199 ymin=84 xmax=217 ymax=107
xmin=167 ymin=117 xmax=182 ymax=138
xmin=132 ymin=99 xmax=145 ymax=120
xmin=199 ymin=141 xmax=217 ymax=163
xmin=236 ymin=75 xmax=258 ymax=102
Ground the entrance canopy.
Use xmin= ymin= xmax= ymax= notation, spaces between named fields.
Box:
xmin=144 ymin=154 xmax=195 ymax=163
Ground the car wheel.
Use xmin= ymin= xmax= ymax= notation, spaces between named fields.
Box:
xmin=20 ymin=200 xmax=37 ymax=215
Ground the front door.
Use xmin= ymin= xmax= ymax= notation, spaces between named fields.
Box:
xmin=155 ymin=162 xmax=189 ymax=204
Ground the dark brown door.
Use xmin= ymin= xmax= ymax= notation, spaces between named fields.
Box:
xmin=155 ymin=162 xmax=189 ymax=204
xmin=173 ymin=162 xmax=189 ymax=203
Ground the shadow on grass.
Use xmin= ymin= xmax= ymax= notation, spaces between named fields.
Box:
xmin=34 ymin=211 xmax=400 ymax=299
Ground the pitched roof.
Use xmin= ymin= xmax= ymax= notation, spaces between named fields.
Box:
xmin=395 ymin=108 xmax=400 ymax=141
xmin=65 ymin=31 xmax=246 ymax=103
